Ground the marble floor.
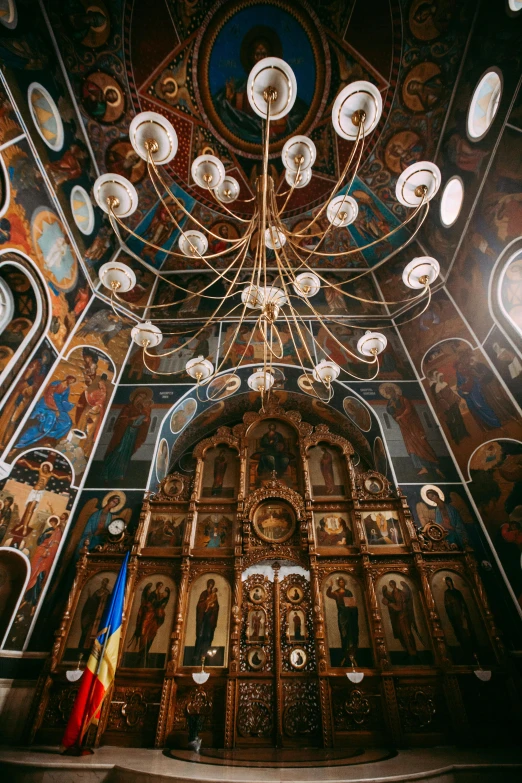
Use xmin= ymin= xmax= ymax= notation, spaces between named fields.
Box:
xmin=1 ymin=746 xmax=522 ymax=783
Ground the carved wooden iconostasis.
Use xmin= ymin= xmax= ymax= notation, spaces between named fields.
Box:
xmin=28 ymin=402 xmax=516 ymax=750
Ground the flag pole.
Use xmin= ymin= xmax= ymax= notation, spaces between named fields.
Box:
xmin=62 ymin=551 xmax=129 ymax=756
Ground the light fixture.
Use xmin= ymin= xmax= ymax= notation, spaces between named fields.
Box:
xmin=327 ymin=195 xmax=358 ymax=227
xmin=248 ymin=369 xmax=275 ymax=393
xmin=94 ymin=173 xmax=138 ymax=217
xmin=131 ymin=321 xmax=163 ymax=348
xmin=66 ymin=654 xmax=84 ymax=683
xmin=282 ymin=135 xmax=317 ymax=171
xmin=215 ymin=176 xmax=240 ymax=203
xmin=473 ymin=654 xmax=492 ymax=681
xmin=95 ymin=58 xmax=441 ymax=403
xmin=99 ymin=261 xmax=137 ymax=293
xmin=285 ymin=166 xmax=312 ymax=189
xmin=293 ymin=272 xmax=320 ymax=298
xmin=356 ymin=331 xmax=387 ymax=357
xmin=179 ymin=229 xmax=208 ymax=257
xmin=346 ymin=656 xmax=364 ymax=683
xmin=402 ymin=257 xmax=440 ymax=289
xmin=129 ymin=110 xmax=178 ymax=164
xmin=313 ymin=359 xmax=340 ymax=384
xmin=186 ymin=355 xmax=214 ymax=382
xmin=191 ymin=154 xmax=226 ymax=190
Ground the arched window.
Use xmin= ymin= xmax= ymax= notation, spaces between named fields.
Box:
xmin=0 ymin=253 xmax=49 ymax=399
xmin=499 ymin=245 xmax=522 ymax=340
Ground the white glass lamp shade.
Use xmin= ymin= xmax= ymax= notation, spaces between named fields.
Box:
xmin=129 ymin=111 xmax=178 ymax=164
xmin=281 ymin=135 xmax=316 ymax=171
xmin=99 ymin=261 xmax=136 ymax=293
xmin=191 ymin=154 xmax=226 ymax=190
xmin=396 ymin=161 xmax=441 ymax=207
xmin=293 ymin=272 xmax=320 ymax=298
xmin=179 ymin=230 xmax=208 ymax=257
xmin=94 ymin=173 xmax=138 ymax=217
xmin=66 ymin=669 xmax=84 ymax=683
xmin=357 ymin=331 xmax=387 ymax=357
xmin=346 ymin=671 xmax=364 ymax=684
xmin=241 ymin=284 xmax=264 ymax=309
xmin=313 ymin=359 xmax=340 ymax=384
xmin=402 ymin=257 xmax=440 ymax=289
xmin=332 ymin=80 xmax=382 ymax=140
xmin=247 ymin=369 xmax=275 ymax=392
xmin=192 ymin=670 xmax=210 ymax=684
xmin=285 ymin=166 xmax=312 ymax=189
xmin=265 ymin=226 xmax=286 ymax=250
xmin=215 ymin=176 xmax=240 ymax=203
xmin=327 ymin=195 xmax=358 ymax=227
xmin=186 ymin=355 xmax=214 ymax=381
xmin=247 ymin=57 xmax=297 ymax=120
xmin=474 ymin=668 xmax=492 ymax=682
xmin=131 ymin=321 xmax=163 ymax=348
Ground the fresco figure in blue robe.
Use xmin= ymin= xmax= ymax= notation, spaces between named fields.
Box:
xmin=210 ymin=21 xmax=309 ymax=144
xmin=77 ymin=493 xmax=121 ymax=555
xmin=102 ymin=389 xmax=152 ymax=482
xmin=425 ymin=488 xmax=467 ymax=549
xmin=15 ymin=376 xmax=76 ymax=448
xmin=455 ymin=351 xmax=514 ymax=430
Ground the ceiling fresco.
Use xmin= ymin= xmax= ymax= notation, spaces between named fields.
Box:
xmin=46 ymin=0 xmax=476 ymax=271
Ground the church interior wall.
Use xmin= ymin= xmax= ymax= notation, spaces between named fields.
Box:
xmin=0 ymin=0 xmax=520 ymax=751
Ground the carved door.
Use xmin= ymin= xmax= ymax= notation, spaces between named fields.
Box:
xmin=236 ymin=569 xmax=321 ymax=747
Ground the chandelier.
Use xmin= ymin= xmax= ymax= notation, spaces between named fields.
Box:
xmin=94 ymin=57 xmax=442 ymax=404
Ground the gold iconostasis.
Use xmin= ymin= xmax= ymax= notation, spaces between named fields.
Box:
xmin=28 ymin=403 xmax=511 ymax=750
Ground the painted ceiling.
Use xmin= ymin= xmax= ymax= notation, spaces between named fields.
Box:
xmin=46 ymin=0 xmax=476 ymax=288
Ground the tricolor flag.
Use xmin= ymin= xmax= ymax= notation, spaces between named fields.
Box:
xmin=61 ymin=551 xmax=129 ymax=751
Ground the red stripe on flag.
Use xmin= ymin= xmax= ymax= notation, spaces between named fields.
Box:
xmin=61 ymin=667 xmax=107 ymax=749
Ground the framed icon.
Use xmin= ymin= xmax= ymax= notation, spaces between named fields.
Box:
xmin=249 ymin=585 xmax=266 ymax=604
xmin=364 ymin=477 xmax=383 ymax=494
xmin=286 ymin=585 xmax=304 ymax=604
xmin=252 ymin=501 xmax=296 ymax=544
xmin=162 ymin=475 xmax=184 ymax=498
xmin=247 ymin=647 xmax=267 ymax=671
xmin=289 ymin=647 xmax=307 ymax=670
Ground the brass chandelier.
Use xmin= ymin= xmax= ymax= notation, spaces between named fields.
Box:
xmin=94 ymin=57 xmax=442 ymax=404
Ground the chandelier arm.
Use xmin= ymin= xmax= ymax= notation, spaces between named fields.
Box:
xmin=284 ymin=122 xmax=364 ymax=232
xmin=284 ymin=193 xmax=428 ymax=260
xmin=288 ymin=199 xmax=430 ymax=298
xmin=108 ymin=205 xmax=256 ymax=300
xmin=214 ymin=310 xmax=261 ymax=376
xmin=258 ymin=318 xmax=285 ymax=361
xmin=276 ymin=159 xmax=303 ymax=214
xmin=146 ymin=244 xmax=253 ymax=333
xmin=206 ymin=185 xmax=255 ymax=223
xmin=394 ymin=282 xmax=433 ymax=326
xmin=148 ymin=155 xmax=253 ymax=240
xmin=108 ymin=204 xmax=252 ymax=261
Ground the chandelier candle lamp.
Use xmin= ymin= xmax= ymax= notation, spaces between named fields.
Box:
xmin=95 ymin=57 xmax=442 ymax=405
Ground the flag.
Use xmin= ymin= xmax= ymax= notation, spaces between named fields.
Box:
xmin=61 ymin=551 xmax=129 ymax=750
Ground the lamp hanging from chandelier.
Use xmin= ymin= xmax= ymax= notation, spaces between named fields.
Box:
xmin=94 ymin=57 xmax=441 ymax=406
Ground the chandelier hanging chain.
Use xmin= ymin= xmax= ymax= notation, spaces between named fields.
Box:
xmin=96 ymin=58 xmax=443 ymax=397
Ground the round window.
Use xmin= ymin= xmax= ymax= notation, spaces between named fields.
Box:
xmin=467 ymin=69 xmax=502 ymax=141
xmin=27 ymin=83 xmax=64 ymax=151
xmin=440 ymin=176 xmax=464 ymax=227
xmin=70 ymin=185 xmax=95 ymax=236
xmin=507 ymin=0 xmax=522 ymax=14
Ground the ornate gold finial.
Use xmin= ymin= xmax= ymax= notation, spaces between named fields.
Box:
xmin=263 ymin=86 xmax=278 ymax=103
xmin=106 ymin=195 xmax=120 ymax=210
xmin=414 ymin=184 xmax=428 ymax=198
